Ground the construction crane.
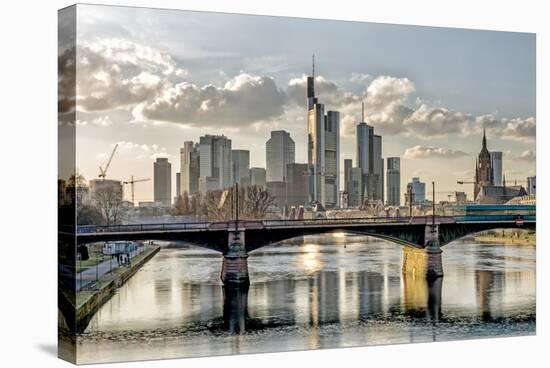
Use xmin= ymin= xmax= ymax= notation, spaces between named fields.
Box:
xmin=123 ymin=176 xmax=151 ymax=205
xmin=98 ymin=144 xmax=118 ymax=179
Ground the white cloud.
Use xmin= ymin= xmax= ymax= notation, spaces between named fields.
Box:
xmin=349 ymin=72 xmax=372 ymax=84
xmin=404 ymin=104 xmax=471 ymax=137
xmin=403 ymin=145 xmax=468 ymax=159
xmin=136 ymin=73 xmax=286 ymax=127
xmin=464 ymin=114 xmax=536 ymax=142
xmin=85 ymin=38 xmax=182 ymax=76
xmin=59 ymin=38 xmax=536 ymax=141
xmin=59 ymin=39 xmax=186 ymax=113
xmin=287 ymin=75 xmax=358 ymax=108
xmin=75 ymin=116 xmax=113 ymax=127
xmin=519 ymin=149 xmax=536 ymax=161
xmin=363 ymin=76 xmax=415 ymax=135
xmin=115 ymin=141 xmax=167 ymax=156
xmin=501 ymin=117 xmax=536 ymax=142
xmin=505 ymin=149 xmax=536 ymax=162
xmin=243 ymin=55 xmax=289 ymax=74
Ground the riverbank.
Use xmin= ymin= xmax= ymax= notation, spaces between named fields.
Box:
xmin=475 ymin=234 xmax=536 ymax=246
xmin=75 ymin=245 xmax=160 ymax=333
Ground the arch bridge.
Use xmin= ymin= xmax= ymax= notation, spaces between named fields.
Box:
xmin=64 ymin=213 xmax=535 ymax=284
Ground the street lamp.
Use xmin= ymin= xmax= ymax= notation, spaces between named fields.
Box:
xmin=96 ymin=245 xmax=99 ymax=289
xmin=432 ymin=181 xmax=436 ymax=231
xmin=77 ymin=252 xmax=82 ymax=291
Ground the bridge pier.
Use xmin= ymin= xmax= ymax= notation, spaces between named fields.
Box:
xmin=402 ymin=224 xmax=443 ymax=279
xmin=222 ymin=284 xmax=249 ymax=333
xmin=221 ymin=230 xmax=250 ymax=286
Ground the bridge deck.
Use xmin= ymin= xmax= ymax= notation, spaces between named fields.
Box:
xmin=68 ymin=216 xmax=534 ymax=241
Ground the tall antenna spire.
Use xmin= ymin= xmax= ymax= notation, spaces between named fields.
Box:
xmin=361 ymin=102 xmax=364 ymax=122
xmin=312 ymin=54 xmax=315 ymax=79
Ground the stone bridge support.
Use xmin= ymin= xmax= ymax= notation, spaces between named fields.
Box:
xmin=221 ymin=230 xmax=250 ymax=286
xmin=402 ymin=224 xmax=444 ymax=279
xmin=223 ymin=284 xmax=249 ymax=333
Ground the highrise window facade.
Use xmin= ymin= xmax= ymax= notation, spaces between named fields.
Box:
xmin=232 ymin=150 xmax=250 ymax=186
xmin=154 ymin=157 xmax=172 ymax=206
xmin=199 ymin=135 xmax=232 ymax=192
xmin=386 ymin=157 xmax=400 ymax=206
xmin=266 ymin=131 xmax=295 ymax=182
xmin=180 ymin=141 xmax=200 ymax=195
xmin=306 ymin=58 xmax=340 ymax=208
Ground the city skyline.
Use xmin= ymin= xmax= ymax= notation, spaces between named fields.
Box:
xmin=66 ymin=5 xmax=536 ymax=203
xmin=57 ymin=5 xmax=538 ymax=364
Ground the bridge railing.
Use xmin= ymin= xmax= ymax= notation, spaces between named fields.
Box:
xmin=74 ymin=214 xmax=533 ymax=235
xmin=76 ymin=217 xmax=416 ymax=235
xmin=77 ymin=221 xmax=211 ymax=234
xmin=259 ymin=216 xmax=416 ymax=228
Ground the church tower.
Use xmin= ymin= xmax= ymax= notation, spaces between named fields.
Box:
xmin=474 ymin=129 xmax=494 ymax=200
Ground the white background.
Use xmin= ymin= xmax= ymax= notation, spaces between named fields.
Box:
xmin=0 ymin=0 xmax=547 ymax=366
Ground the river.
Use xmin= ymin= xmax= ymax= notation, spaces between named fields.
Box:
xmin=76 ymin=233 xmax=536 ymax=364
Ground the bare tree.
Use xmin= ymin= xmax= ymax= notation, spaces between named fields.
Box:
xmin=94 ymin=185 xmax=124 ymax=225
xmin=172 ymin=192 xmax=191 ymax=215
xmin=190 ymin=194 xmax=199 ymax=216
xmin=196 ymin=185 xmax=275 ymax=221
xmin=66 ymin=172 xmax=87 ymax=212
xmin=244 ymin=185 xmax=275 ymax=219
xmin=202 ymin=190 xmax=231 ymax=221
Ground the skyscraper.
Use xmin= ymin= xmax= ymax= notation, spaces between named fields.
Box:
xmin=490 ymin=151 xmax=503 ymax=186
xmin=199 ymin=134 xmax=232 ymax=191
xmin=286 ymin=163 xmax=309 ymax=207
xmin=348 ymin=168 xmax=363 ymax=207
xmin=250 ymin=167 xmax=266 ymax=188
xmin=307 ymin=60 xmax=325 ymax=205
xmin=343 ymin=158 xmax=352 ymax=207
xmin=373 ymin=134 xmax=383 ymax=201
xmin=175 ymin=172 xmax=181 ymax=198
xmin=154 ymin=157 xmax=171 ymax=206
xmin=407 ymin=177 xmax=426 ymax=204
xmin=266 ymin=130 xmax=295 ymax=182
xmin=356 ymin=105 xmax=383 ymax=203
xmin=267 ymin=181 xmax=287 ymax=209
xmin=386 ymin=157 xmax=400 ymax=206
xmin=356 ymin=122 xmax=370 ymax=176
xmin=232 ymin=149 xmax=250 ymax=185
xmin=306 ymin=57 xmax=340 ymax=207
xmin=180 ymin=141 xmax=200 ymax=195
xmin=324 ymin=111 xmax=340 ymax=207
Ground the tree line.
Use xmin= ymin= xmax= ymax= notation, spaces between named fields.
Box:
xmin=171 ymin=185 xmax=275 ymax=221
xmin=62 ymin=173 xmax=276 ymax=225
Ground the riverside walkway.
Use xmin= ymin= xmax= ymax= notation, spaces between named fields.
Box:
xmin=76 ymin=243 xmax=153 ymax=291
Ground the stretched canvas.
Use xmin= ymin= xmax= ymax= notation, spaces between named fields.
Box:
xmin=58 ymin=4 xmax=536 ymax=364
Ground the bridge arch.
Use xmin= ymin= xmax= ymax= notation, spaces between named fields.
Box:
xmin=439 ymin=222 xmax=535 ymax=247
xmin=74 ymin=230 xmax=229 ymax=253
xmin=244 ymin=224 xmax=427 ymax=252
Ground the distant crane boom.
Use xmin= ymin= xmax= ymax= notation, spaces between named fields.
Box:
xmin=123 ymin=176 xmax=151 ymax=205
xmin=99 ymin=144 xmax=118 ymax=179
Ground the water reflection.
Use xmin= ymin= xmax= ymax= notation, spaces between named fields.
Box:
xmin=78 ymin=235 xmax=536 ymax=364
xmin=223 ymin=285 xmax=248 ymax=333
xmin=222 ymin=271 xmax=444 ymax=335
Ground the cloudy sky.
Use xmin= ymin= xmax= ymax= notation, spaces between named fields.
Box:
xmin=60 ymin=4 xmax=536 ymax=203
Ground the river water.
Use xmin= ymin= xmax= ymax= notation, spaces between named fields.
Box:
xmin=77 ymin=234 xmax=536 ymax=364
